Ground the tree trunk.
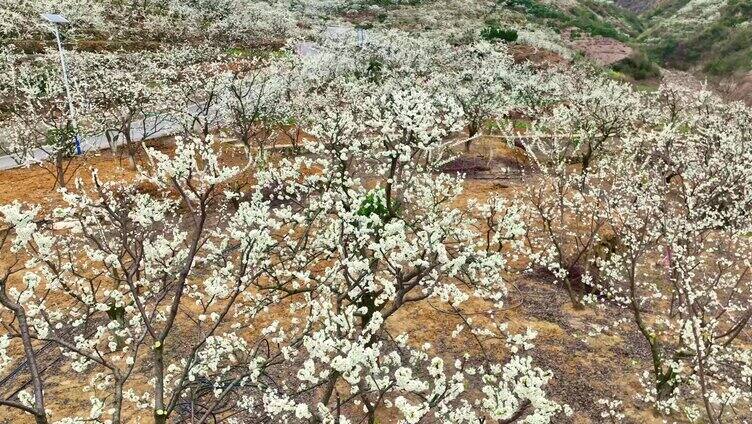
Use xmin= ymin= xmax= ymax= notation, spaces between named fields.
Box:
xmin=124 ymin=125 xmax=138 ymax=171
xmin=18 ymin=311 xmax=49 ymax=424
xmin=106 ymin=130 xmax=119 ymax=154
xmin=152 ymin=342 xmax=167 ymax=424
xmin=563 ymin=276 xmax=583 ymax=309
xmin=112 ymin=379 xmax=124 ymax=424
xmin=154 ymin=412 xmax=167 ymax=424
xmin=55 ymin=152 xmax=66 ymax=189
xmin=465 ymin=123 xmax=478 ymax=153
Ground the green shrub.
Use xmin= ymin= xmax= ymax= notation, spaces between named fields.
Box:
xmin=704 ymin=50 xmax=752 ymax=76
xmin=481 ymin=24 xmax=518 ymax=42
xmin=581 ymin=0 xmax=643 ymax=34
xmin=567 ymin=6 xmax=625 ymax=41
xmin=46 ymin=125 xmax=79 ymax=156
xmin=357 ymin=190 xmax=396 ymax=227
xmin=611 ymin=51 xmax=661 ymax=80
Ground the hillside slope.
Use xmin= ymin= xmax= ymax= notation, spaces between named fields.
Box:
xmin=613 ymin=0 xmax=659 ymax=13
xmin=500 ymin=0 xmax=645 ymax=41
xmin=639 ymin=0 xmax=752 ymax=76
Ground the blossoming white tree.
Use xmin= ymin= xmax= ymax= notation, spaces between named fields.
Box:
xmin=2 ymin=2 xmax=751 ymax=422
xmin=595 ymin=92 xmax=752 ymax=422
xmin=81 ymin=51 xmax=174 ymax=169
xmin=0 ymin=34 xmax=571 ymax=423
xmin=0 ymin=49 xmax=93 ymax=188
xmin=221 ymin=58 xmax=289 ymax=155
xmin=447 ymin=42 xmax=531 ymax=151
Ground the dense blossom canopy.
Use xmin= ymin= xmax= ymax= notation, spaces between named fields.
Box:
xmin=0 ymin=1 xmax=751 ymax=424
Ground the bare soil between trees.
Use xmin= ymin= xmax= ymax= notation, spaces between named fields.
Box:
xmin=0 ymin=137 xmax=672 ymax=423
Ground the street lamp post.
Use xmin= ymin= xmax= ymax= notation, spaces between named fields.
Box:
xmin=357 ymin=27 xmax=366 ymax=48
xmin=40 ymin=13 xmax=82 ymax=155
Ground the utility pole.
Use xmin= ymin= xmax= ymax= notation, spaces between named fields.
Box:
xmin=41 ymin=13 xmax=82 ymax=154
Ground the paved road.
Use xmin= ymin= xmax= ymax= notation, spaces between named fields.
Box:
xmin=0 ymin=27 xmax=364 ymax=172
xmin=0 ymin=113 xmax=185 ymax=171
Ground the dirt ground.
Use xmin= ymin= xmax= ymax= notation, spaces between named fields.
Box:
xmin=0 ymin=138 xmax=677 ymax=423
xmin=561 ymin=29 xmax=633 ymax=67
xmin=0 ymin=150 xmax=145 ymax=208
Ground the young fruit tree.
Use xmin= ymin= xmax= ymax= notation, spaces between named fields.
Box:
xmin=81 ymin=51 xmax=174 ymax=170
xmin=588 ymin=89 xmax=752 ymax=423
xmin=0 ymin=36 xmax=572 ymax=423
xmin=0 ymin=50 xmax=93 ymax=189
